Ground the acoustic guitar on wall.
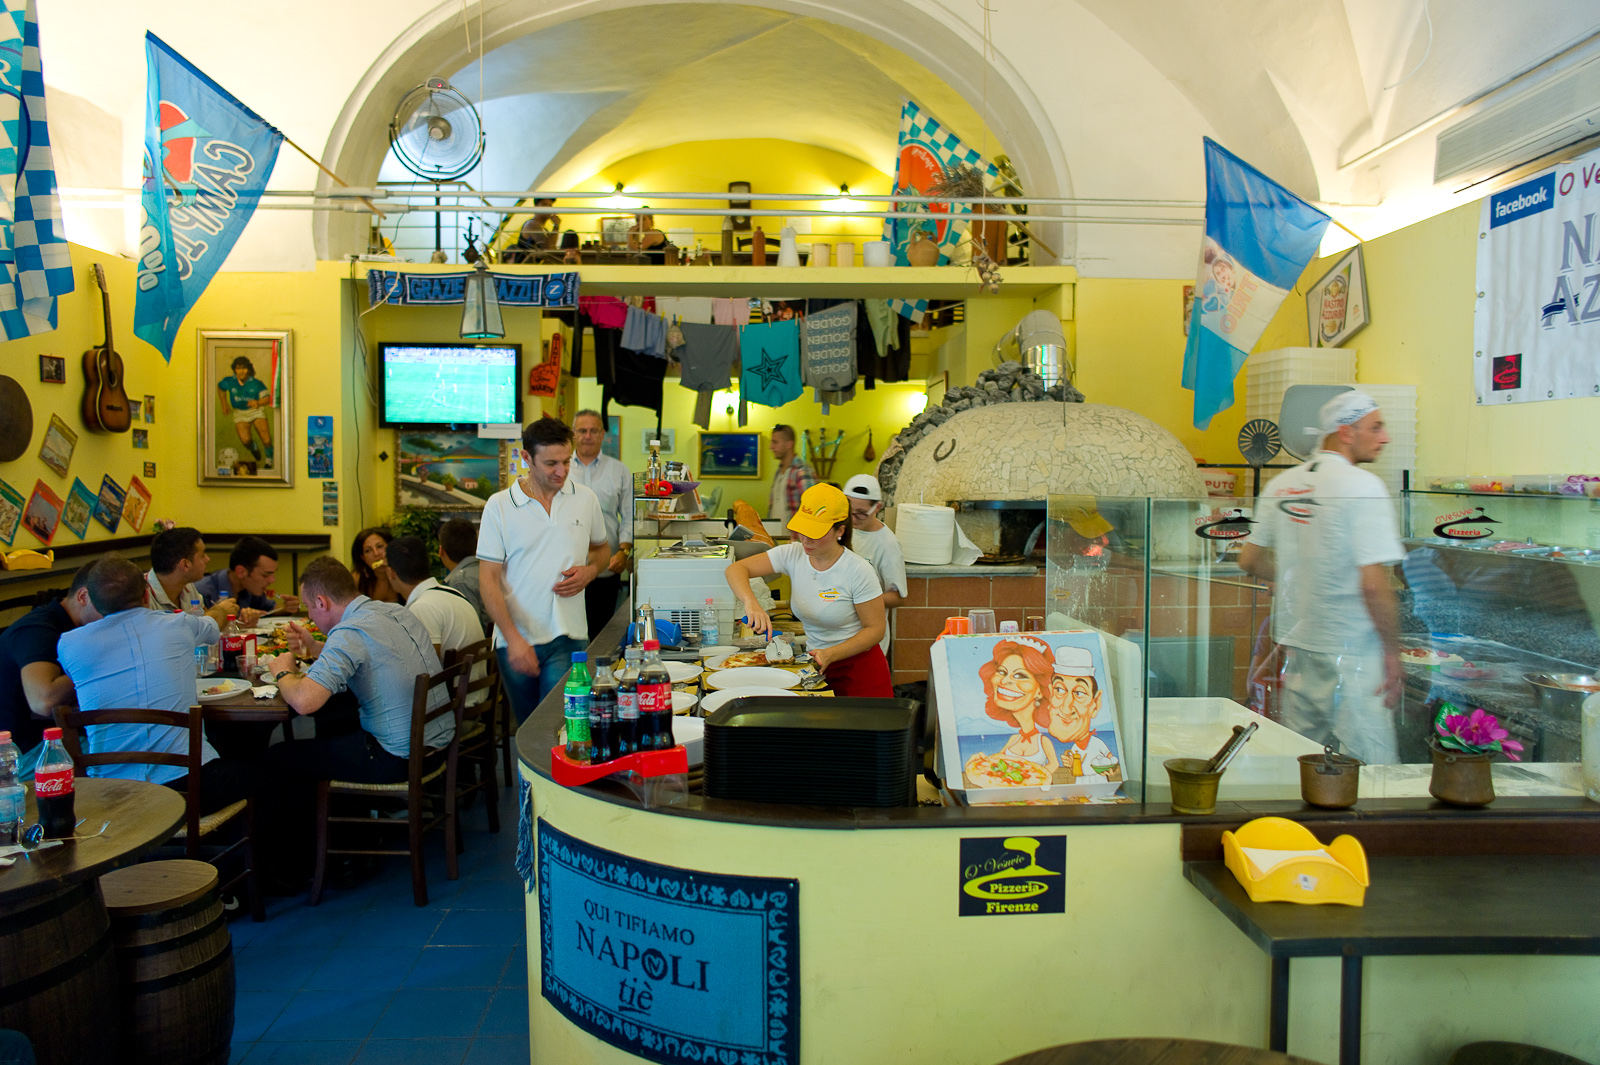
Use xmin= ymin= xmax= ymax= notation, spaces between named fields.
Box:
xmin=80 ymin=263 xmax=131 ymax=433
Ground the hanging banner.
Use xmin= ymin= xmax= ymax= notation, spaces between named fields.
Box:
xmin=1182 ymin=138 xmax=1331 ymax=429
xmin=0 ymin=0 xmax=74 ymax=341
xmin=366 ymin=268 xmax=580 ymax=309
xmin=885 ymin=100 xmax=997 ymax=323
xmin=538 ymin=820 xmax=800 ymax=1065
xmin=1474 ymin=145 xmax=1600 ymax=404
xmin=134 ymin=34 xmax=283 ymax=361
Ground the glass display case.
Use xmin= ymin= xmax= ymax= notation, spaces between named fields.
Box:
xmin=1037 ymin=491 xmax=1600 ymax=804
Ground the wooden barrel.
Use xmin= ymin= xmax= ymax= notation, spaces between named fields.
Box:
xmin=102 ymin=860 xmax=235 ymax=1065
xmin=0 ymin=880 xmax=121 ymax=1065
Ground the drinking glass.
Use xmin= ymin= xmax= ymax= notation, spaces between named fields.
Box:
xmin=967 ymin=608 xmax=996 ymax=634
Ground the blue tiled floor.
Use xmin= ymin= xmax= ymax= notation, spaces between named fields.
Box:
xmin=229 ymin=787 xmax=530 ymax=1065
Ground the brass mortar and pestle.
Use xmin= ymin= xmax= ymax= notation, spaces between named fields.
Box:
xmin=1165 ymin=722 xmax=1257 ymax=815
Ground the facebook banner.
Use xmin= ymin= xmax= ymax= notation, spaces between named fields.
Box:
xmin=134 ymin=33 xmax=282 ymax=361
xmin=1181 ymin=138 xmax=1331 ymax=429
xmin=538 ymin=819 xmax=800 ymax=1065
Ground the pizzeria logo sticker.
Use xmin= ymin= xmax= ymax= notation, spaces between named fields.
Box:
xmin=958 ymin=836 xmax=1066 ymax=917
xmin=816 ymin=587 xmax=843 ymax=601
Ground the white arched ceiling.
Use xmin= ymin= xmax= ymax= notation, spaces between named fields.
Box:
xmin=34 ymin=0 xmax=1600 ymax=276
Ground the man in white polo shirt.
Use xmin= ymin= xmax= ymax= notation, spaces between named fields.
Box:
xmin=842 ymin=474 xmax=907 ymax=659
xmin=1239 ymin=390 xmax=1403 ymax=765
xmin=478 ymin=417 xmax=609 ymax=722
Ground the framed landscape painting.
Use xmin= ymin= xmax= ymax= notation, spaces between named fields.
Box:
xmin=395 ymin=429 xmax=505 ymax=510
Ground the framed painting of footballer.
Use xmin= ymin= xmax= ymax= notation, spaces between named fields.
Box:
xmin=197 ymin=329 xmax=293 ymax=487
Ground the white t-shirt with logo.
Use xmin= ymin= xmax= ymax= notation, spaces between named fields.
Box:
xmin=764 ymin=543 xmax=883 ymax=652
xmin=1251 ymin=451 xmax=1404 ymax=655
xmin=477 ymin=478 xmax=607 ymax=648
xmin=849 ymin=525 xmax=907 ymax=655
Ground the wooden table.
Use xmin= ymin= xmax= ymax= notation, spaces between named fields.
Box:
xmin=200 ymin=686 xmax=293 ymax=724
xmin=0 ymin=779 xmax=186 ymax=1064
xmin=1184 ymin=857 xmax=1600 ymax=1065
xmin=995 ymin=1038 xmax=1320 ymax=1065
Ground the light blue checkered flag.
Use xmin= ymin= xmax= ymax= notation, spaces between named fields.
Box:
xmin=0 ymin=0 xmax=74 ymax=341
xmin=885 ymin=100 xmax=997 ymax=323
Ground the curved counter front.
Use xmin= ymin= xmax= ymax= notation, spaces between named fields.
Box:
xmin=514 ymin=620 xmax=1600 ymax=1065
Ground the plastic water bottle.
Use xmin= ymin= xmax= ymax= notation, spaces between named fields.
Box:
xmin=0 ymin=732 xmax=22 ymax=846
xmin=563 ymin=652 xmax=593 ymax=763
xmin=700 ymin=598 xmax=720 ymax=648
xmin=188 ymin=594 xmax=203 ymax=617
xmin=34 ymin=728 xmax=76 ymax=840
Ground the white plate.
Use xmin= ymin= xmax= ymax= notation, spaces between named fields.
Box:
xmin=698 ymin=645 xmax=737 ymax=660
xmin=196 ymin=678 xmax=252 ymax=702
xmin=670 ymin=690 xmax=698 ymax=714
xmin=671 ymin=716 xmax=706 ymax=765
xmin=706 ymin=666 xmax=800 ymax=690
xmin=699 ymin=686 xmax=801 ymax=713
xmin=663 ymin=661 xmax=701 ymax=685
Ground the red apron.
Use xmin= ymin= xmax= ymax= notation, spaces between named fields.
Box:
xmin=822 ymin=645 xmax=894 ymax=698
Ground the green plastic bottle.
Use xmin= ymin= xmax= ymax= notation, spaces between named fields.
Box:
xmin=564 ymin=652 xmax=593 ymax=763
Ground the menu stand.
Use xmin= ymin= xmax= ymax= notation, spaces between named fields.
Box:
xmin=550 ymin=745 xmax=690 ymax=807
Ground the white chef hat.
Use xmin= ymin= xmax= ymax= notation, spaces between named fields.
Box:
xmin=1052 ymin=645 xmax=1095 ymax=678
xmin=1313 ymin=390 xmax=1380 ymax=441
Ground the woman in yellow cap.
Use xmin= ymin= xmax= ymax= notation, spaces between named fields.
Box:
xmin=725 ymin=483 xmax=894 ymax=698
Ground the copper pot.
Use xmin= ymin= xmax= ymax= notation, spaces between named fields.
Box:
xmin=1428 ymin=742 xmax=1495 ymax=807
xmin=1298 ymin=748 xmax=1362 ymax=808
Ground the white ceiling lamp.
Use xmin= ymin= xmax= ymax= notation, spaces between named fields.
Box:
xmin=603 ymin=181 xmax=644 ymax=210
xmin=460 ymin=259 xmax=504 ymax=339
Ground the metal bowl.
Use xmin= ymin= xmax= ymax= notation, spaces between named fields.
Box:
xmin=1525 ymin=673 xmax=1600 ymax=694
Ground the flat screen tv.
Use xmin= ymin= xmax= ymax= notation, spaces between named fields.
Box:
xmin=378 ymin=342 xmax=522 ymax=428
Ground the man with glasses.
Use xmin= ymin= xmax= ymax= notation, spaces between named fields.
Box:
xmin=567 ymin=409 xmax=634 ymax=639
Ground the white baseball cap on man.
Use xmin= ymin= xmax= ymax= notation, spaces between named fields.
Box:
xmin=843 ymin=474 xmax=882 ymax=502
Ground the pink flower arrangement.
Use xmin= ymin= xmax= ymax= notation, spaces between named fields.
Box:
xmin=1433 ymin=703 xmax=1523 ymax=760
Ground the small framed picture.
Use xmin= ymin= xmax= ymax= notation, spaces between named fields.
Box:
xmin=128 ymin=400 xmax=142 ymax=422
xmin=599 ymin=216 xmax=633 ymax=249
xmin=143 ymin=395 xmax=155 ymax=423
xmin=132 ymin=428 xmax=149 ymax=449
xmin=143 ymin=461 xmax=157 ymax=479
xmin=38 ymin=355 xmax=65 ymax=383
xmin=643 ymin=428 xmax=675 ymax=454
xmin=1306 ymin=245 xmax=1369 ymax=348
xmin=37 ymin=413 xmax=77 ymax=478
xmin=698 ymin=432 xmax=762 ymax=479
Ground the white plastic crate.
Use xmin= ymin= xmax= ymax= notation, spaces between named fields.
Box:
xmin=1246 ymin=347 xmax=1358 ymax=424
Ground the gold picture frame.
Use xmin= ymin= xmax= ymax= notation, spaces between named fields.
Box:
xmin=197 ymin=328 xmax=293 ymax=487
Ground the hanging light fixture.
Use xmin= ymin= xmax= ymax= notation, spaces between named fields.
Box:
xmin=460 ymin=259 xmax=504 ymax=339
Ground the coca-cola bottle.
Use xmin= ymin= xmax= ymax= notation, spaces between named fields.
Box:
xmin=34 ymin=727 xmax=76 ymax=840
xmin=638 ymin=640 xmax=672 ymax=751
xmin=615 ymin=653 xmax=640 ymax=757
xmin=221 ymin=614 xmax=245 ymax=675
xmin=589 ymin=657 xmax=618 ymax=763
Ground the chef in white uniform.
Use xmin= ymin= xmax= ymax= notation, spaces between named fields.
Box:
xmin=1239 ymin=391 xmax=1404 ymax=765
xmin=842 ymin=475 xmax=907 ymax=660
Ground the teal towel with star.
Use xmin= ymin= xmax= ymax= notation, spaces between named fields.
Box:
xmin=740 ymin=319 xmax=802 ymax=408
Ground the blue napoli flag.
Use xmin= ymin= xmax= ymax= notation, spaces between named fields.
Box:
xmin=135 ymin=34 xmax=282 ymax=360
xmin=0 ymin=0 xmax=74 ymax=341
xmin=1182 ymin=138 xmax=1331 ymax=429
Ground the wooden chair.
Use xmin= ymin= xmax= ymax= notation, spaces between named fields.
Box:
xmin=51 ymin=706 xmax=264 ymax=921
xmin=1448 ymin=1043 xmax=1592 ymax=1065
xmin=992 ymin=1039 xmax=1322 ymax=1065
xmin=308 ymin=658 xmax=471 ymax=907
xmin=445 ymin=638 xmax=501 ymax=832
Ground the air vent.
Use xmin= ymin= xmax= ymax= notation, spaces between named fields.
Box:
xmin=1435 ymin=52 xmax=1600 ymax=188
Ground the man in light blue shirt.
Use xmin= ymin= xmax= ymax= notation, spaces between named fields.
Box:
xmin=56 ymin=555 xmax=255 ymax=814
xmin=568 ymin=409 xmax=634 ymax=639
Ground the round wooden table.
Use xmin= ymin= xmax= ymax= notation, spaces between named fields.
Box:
xmin=0 ymin=778 xmax=186 ymax=1065
xmin=994 ymin=1039 xmax=1323 ymax=1065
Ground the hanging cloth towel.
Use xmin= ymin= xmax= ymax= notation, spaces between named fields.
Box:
xmin=712 ymin=298 xmax=744 ymax=327
xmin=864 ymin=299 xmax=897 ymax=357
xmin=579 ymin=295 xmax=628 ymax=330
xmin=801 ymin=302 xmax=858 ymax=392
xmin=739 ymin=319 xmax=802 ymax=408
xmin=607 ymin=347 xmax=667 ymax=415
xmin=621 ymin=304 xmax=666 ymax=358
xmin=678 ymin=322 xmax=738 ymax=392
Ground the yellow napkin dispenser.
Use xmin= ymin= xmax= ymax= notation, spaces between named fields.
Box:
xmin=0 ymin=548 xmax=53 ymax=571
xmin=1221 ymin=816 xmax=1369 ymax=907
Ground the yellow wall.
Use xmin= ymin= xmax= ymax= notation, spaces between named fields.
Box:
xmin=1259 ymin=203 xmax=1600 ymax=476
xmin=499 ymin=139 xmax=894 ymax=257
xmin=1075 ymin=278 xmax=1245 ymax=463
xmin=0 ymin=248 xmax=346 ymax=564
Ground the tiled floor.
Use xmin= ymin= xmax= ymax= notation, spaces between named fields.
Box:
xmin=227 ymin=787 xmax=530 ymax=1065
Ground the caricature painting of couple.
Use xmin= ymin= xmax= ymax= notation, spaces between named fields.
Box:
xmin=932 ymin=631 xmax=1122 ymax=796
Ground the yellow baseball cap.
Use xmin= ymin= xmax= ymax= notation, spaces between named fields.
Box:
xmin=1060 ymin=496 xmax=1113 ymax=539
xmin=787 ymin=484 xmax=850 ymax=540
